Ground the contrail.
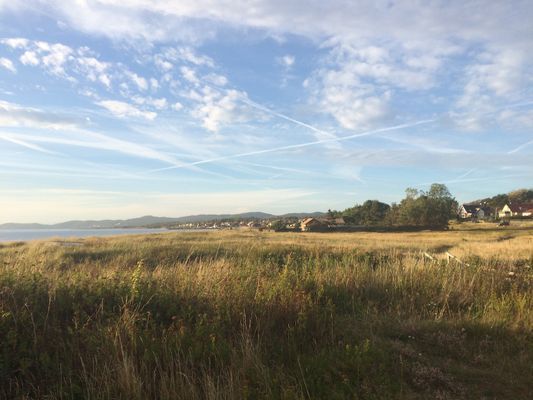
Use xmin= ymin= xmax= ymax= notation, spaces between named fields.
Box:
xmin=450 ymin=99 xmax=533 ymax=119
xmin=0 ymin=133 xmax=58 ymax=155
xmin=147 ymin=118 xmax=436 ymax=173
xmin=417 ymin=173 xmax=533 ymax=187
xmin=508 ymin=139 xmax=533 ymax=154
xmin=240 ymin=97 xmax=339 ymax=140
xmin=2 ymin=130 xmax=239 ymax=181
xmin=453 ymin=168 xmax=477 ymax=181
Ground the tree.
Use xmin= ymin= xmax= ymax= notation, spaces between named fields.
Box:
xmin=395 ymin=183 xmax=457 ymax=228
xmin=509 ymin=189 xmax=533 ymax=204
xmin=425 ymin=183 xmax=457 ymax=227
xmin=358 ymin=200 xmax=390 ymax=225
xmin=341 ymin=200 xmax=390 ymax=225
xmin=327 ymin=209 xmax=341 ymax=218
xmin=384 ymin=203 xmax=400 ymax=225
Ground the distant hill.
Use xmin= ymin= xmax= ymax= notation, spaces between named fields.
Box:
xmin=0 ymin=212 xmax=325 ymax=230
xmin=469 ymin=188 xmax=533 ymax=208
xmin=146 ymin=212 xmax=325 ymax=227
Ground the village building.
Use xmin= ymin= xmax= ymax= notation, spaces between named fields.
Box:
xmin=498 ymin=203 xmax=533 ymax=218
xmin=458 ymin=204 xmax=492 ymax=220
xmin=300 ymin=217 xmax=328 ymax=232
xmin=326 ymin=217 xmax=346 ymax=226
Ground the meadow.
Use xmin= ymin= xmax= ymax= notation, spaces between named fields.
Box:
xmin=0 ymin=224 xmax=532 ymax=399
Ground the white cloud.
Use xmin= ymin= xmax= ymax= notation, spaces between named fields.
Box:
xmin=6 ymin=1 xmax=528 ymax=55
xmin=76 ymin=56 xmax=108 ymax=74
xmin=40 ymin=42 xmax=73 ymax=75
xmin=304 ymin=39 xmax=466 ymax=129
xmin=2 ymin=38 xmax=76 ymax=77
xmin=1 ymin=2 xmax=532 ymax=136
xmin=0 ymin=100 xmax=80 ymax=130
xmin=20 ymin=50 xmax=39 ymax=65
xmin=150 ymin=77 xmax=159 ymax=90
xmin=164 ymin=46 xmax=214 ymax=67
xmin=126 ymin=71 xmax=148 ymax=90
xmin=132 ymin=96 xmax=168 ymax=110
xmin=180 ymin=65 xmax=199 ymax=85
xmin=205 ymin=73 xmax=228 ymax=86
xmin=6 ymin=1 xmax=528 ymax=133
xmin=184 ymin=86 xmax=255 ymax=132
xmin=1 ymin=38 xmax=176 ymax=100
xmin=97 ymin=100 xmax=157 ymax=120
xmin=1 ymin=37 xmax=28 ymax=49
xmin=279 ymin=54 xmax=295 ymax=68
xmin=277 ymin=54 xmax=296 ymax=87
xmin=75 ymin=56 xmax=112 ymax=87
xmin=99 ymin=73 xmax=111 ymax=88
xmin=0 ymin=57 xmax=16 ymax=72
xmin=498 ymin=108 xmax=533 ymax=130
xmin=150 ymin=98 xmax=167 ymax=109
xmin=172 ymin=102 xmax=183 ymax=111
xmin=453 ymin=47 xmax=530 ymax=130
xmin=154 ymin=57 xmax=173 ymax=71
xmin=307 ymin=60 xmax=392 ymax=129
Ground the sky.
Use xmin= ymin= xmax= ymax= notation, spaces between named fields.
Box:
xmin=0 ymin=1 xmax=532 ymax=223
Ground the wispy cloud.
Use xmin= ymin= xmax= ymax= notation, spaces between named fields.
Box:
xmin=0 ymin=57 xmax=16 ymax=72
xmin=0 ymin=100 xmax=80 ymax=130
xmin=96 ymin=100 xmax=157 ymax=120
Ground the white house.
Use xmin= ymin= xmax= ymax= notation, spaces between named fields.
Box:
xmin=458 ymin=204 xmax=492 ymax=220
xmin=498 ymin=203 xmax=533 ymax=218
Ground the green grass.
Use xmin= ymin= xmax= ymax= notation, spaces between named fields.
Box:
xmin=1 ymin=229 xmax=532 ymax=399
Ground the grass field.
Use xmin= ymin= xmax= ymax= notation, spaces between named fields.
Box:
xmin=1 ymin=224 xmax=532 ymax=399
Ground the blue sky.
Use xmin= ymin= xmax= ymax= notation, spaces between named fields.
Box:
xmin=0 ymin=1 xmax=532 ymax=223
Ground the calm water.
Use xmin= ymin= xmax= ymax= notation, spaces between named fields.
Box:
xmin=0 ymin=228 xmax=175 ymax=242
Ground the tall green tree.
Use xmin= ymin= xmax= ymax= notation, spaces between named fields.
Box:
xmin=342 ymin=200 xmax=390 ymax=225
xmin=395 ymin=184 xmax=457 ymax=228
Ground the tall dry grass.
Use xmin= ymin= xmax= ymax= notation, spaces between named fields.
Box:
xmin=0 ymin=227 xmax=532 ymax=399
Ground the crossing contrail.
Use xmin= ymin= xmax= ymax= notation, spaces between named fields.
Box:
xmin=240 ymin=97 xmax=339 ymax=141
xmin=147 ymin=118 xmax=436 ymax=173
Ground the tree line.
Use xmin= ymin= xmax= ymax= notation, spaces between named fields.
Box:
xmin=328 ymin=183 xmax=458 ymax=228
xmin=472 ymin=188 xmax=533 ymax=208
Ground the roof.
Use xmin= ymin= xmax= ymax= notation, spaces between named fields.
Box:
xmin=462 ymin=204 xmax=479 ymax=213
xmin=301 ymin=217 xmax=325 ymax=226
xmin=462 ymin=204 xmax=493 ymax=214
xmin=507 ymin=203 xmax=533 ymax=213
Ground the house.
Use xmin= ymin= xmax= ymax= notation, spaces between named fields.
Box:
xmin=458 ymin=204 xmax=492 ymax=220
xmin=247 ymin=221 xmax=262 ymax=228
xmin=300 ymin=217 xmax=328 ymax=232
xmin=327 ymin=217 xmax=346 ymax=226
xmin=498 ymin=203 xmax=533 ymax=218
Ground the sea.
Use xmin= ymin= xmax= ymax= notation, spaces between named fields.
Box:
xmin=0 ymin=228 xmax=178 ymax=242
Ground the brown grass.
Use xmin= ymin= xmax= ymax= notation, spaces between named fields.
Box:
xmin=0 ymin=224 xmax=532 ymax=399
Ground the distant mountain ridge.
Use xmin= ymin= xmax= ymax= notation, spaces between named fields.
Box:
xmin=0 ymin=212 xmax=325 ymax=230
